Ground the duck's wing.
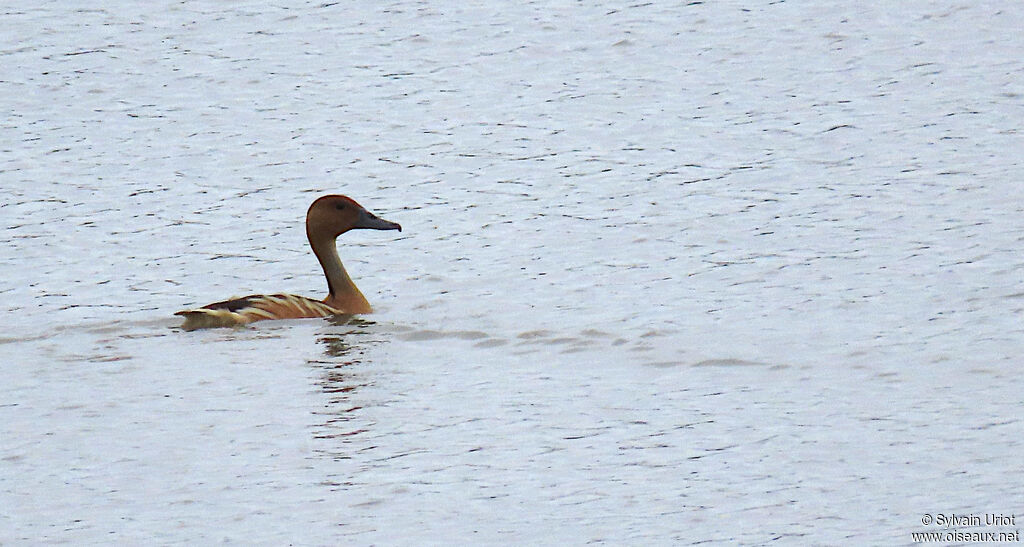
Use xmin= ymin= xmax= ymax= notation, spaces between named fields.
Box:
xmin=175 ymin=293 xmax=341 ymax=330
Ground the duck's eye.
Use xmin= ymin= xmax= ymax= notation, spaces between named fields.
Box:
xmin=335 ymin=203 xmax=346 ymax=211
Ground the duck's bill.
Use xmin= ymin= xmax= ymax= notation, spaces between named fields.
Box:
xmin=354 ymin=210 xmax=402 ymax=231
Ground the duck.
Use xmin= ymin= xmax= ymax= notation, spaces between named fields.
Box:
xmin=176 ymin=194 xmax=401 ymax=330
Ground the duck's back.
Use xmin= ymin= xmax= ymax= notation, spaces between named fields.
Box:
xmin=175 ymin=294 xmax=341 ymax=330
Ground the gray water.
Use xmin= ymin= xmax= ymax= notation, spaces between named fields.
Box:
xmin=2 ymin=1 xmax=1023 ymax=544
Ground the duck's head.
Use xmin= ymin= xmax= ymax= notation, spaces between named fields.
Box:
xmin=306 ymin=195 xmax=402 ymax=239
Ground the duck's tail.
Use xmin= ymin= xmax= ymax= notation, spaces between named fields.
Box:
xmin=174 ymin=309 xmax=250 ymax=331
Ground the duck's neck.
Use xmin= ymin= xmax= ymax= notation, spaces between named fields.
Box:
xmin=310 ymin=233 xmax=372 ymax=314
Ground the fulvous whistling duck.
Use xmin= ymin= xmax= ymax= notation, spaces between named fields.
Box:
xmin=176 ymin=195 xmax=401 ymax=330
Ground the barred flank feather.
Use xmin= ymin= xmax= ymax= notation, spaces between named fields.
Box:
xmin=175 ymin=294 xmax=342 ymax=330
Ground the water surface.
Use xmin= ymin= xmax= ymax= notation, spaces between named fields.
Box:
xmin=2 ymin=1 xmax=1023 ymax=544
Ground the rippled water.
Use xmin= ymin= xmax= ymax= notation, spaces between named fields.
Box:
xmin=3 ymin=1 xmax=1023 ymax=544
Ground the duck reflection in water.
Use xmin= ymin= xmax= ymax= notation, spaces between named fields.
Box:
xmin=308 ymin=315 xmax=381 ymax=458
